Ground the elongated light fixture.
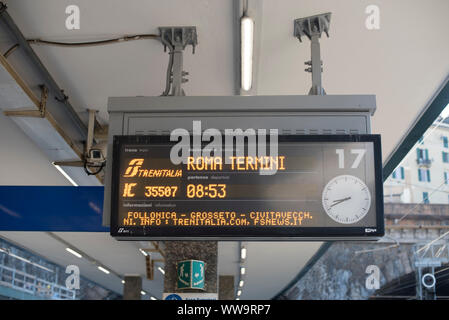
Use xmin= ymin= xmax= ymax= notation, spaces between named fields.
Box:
xmin=53 ymin=163 xmax=78 ymax=186
xmin=66 ymin=247 xmax=82 ymax=258
xmin=139 ymin=248 xmax=148 ymax=256
xmin=241 ymin=247 xmax=247 ymax=260
xmin=98 ymin=266 xmax=110 ymax=274
xmin=241 ymin=15 xmax=254 ymax=91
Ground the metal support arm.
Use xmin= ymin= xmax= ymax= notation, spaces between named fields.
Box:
xmin=159 ymin=26 xmax=197 ymax=96
xmin=3 ymin=85 xmax=48 ymax=118
xmin=294 ymin=13 xmax=331 ymax=96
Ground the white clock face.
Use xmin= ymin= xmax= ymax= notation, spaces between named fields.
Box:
xmin=322 ymin=175 xmax=371 ymax=224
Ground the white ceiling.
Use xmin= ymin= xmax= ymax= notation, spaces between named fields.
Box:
xmin=3 ymin=0 xmax=448 ymax=159
xmin=0 ymin=0 xmax=448 ymax=300
xmin=258 ymin=0 xmax=449 ymax=160
xmin=3 ymin=0 xmax=236 ymax=122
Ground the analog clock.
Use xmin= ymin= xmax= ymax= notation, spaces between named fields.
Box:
xmin=322 ymin=175 xmax=371 ymax=224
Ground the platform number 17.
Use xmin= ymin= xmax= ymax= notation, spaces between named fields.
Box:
xmin=336 ymin=149 xmax=366 ymax=169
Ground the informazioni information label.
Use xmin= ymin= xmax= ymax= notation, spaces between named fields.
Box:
xmin=110 ymin=135 xmax=384 ymax=240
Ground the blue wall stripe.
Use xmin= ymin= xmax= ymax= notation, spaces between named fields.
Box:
xmin=0 ymin=186 xmax=108 ymax=232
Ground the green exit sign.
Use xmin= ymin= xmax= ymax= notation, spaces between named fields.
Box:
xmin=177 ymin=260 xmax=205 ymax=290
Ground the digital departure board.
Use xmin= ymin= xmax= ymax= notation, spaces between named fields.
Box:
xmin=110 ymin=135 xmax=384 ymax=240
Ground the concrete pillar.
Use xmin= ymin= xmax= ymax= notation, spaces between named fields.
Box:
xmin=219 ymin=275 xmax=235 ymax=300
xmin=123 ymin=275 xmax=142 ymax=300
xmin=164 ymin=241 xmax=218 ymax=293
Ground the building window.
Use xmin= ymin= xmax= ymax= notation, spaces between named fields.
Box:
xmin=418 ymin=136 xmax=424 ymax=145
xmin=418 ymin=168 xmax=431 ymax=182
xmin=445 ymin=172 xmax=449 ymax=184
xmin=423 ymin=192 xmax=430 ymax=204
xmin=392 ymin=167 xmax=405 ymax=180
xmin=443 ymin=152 xmax=449 ymax=163
xmin=417 ymin=148 xmax=429 ymax=160
xmin=444 ymin=136 xmax=449 ymax=148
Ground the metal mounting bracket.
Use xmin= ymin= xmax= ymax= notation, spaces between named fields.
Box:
xmin=3 ymin=85 xmax=48 ymax=117
xmin=158 ymin=26 xmax=198 ymax=96
xmin=294 ymin=13 xmax=331 ymax=96
xmin=0 ymin=2 xmax=7 ymax=15
xmin=53 ymin=160 xmax=84 ymax=167
xmin=159 ymin=26 xmax=198 ymax=53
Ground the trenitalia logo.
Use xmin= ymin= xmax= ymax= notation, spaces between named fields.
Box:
xmin=123 ymin=159 xmax=144 ymax=177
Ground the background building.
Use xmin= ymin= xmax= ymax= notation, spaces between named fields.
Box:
xmin=384 ymin=117 xmax=449 ymax=205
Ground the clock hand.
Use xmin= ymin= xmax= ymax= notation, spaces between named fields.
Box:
xmin=332 ymin=197 xmax=351 ymax=203
xmin=329 ymin=197 xmax=352 ymax=208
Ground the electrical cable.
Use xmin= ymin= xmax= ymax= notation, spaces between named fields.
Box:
xmin=392 ymin=244 xmax=449 ymax=294
xmin=381 ymin=270 xmax=449 ymax=296
xmin=161 ymin=50 xmax=174 ymax=96
xmin=243 ymin=0 xmax=249 ymax=15
xmin=417 ymin=230 xmax=449 ymax=254
xmin=27 ymin=34 xmax=160 ymax=47
xmin=393 ymin=116 xmax=447 ymax=170
xmin=83 ymin=159 xmax=105 ymax=176
xmin=395 ymin=175 xmax=449 ymax=223
xmin=3 ymin=43 xmax=19 ymax=57
xmin=377 ymin=260 xmax=449 ymax=296
xmin=354 ymin=240 xmax=399 ymax=255
xmin=385 ymin=180 xmax=449 ymax=196
xmin=371 ymin=113 xmax=449 ymax=298
xmin=359 ymin=240 xmax=448 ymax=296
xmin=379 ymin=250 xmax=449 ymax=295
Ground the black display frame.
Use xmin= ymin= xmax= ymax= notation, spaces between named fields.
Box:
xmin=110 ymin=134 xmax=384 ymax=240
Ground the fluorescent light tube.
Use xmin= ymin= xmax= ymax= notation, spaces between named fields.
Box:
xmin=141 ymin=291 xmax=146 ymax=295
xmin=53 ymin=163 xmax=78 ymax=186
xmin=66 ymin=248 xmax=82 ymax=258
xmin=240 ymin=267 xmax=246 ymax=275
xmin=241 ymin=247 xmax=247 ymax=260
xmin=98 ymin=266 xmax=110 ymax=274
xmin=239 ymin=280 xmax=244 ymax=287
xmin=237 ymin=290 xmax=242 ymax=296
xmin=158 ymin=267 xmax=165 ymax=275
xmin=150 ymin=296 xmax=157 ymax=300
xmin=241 ymin=15 xmax=254 ymax=91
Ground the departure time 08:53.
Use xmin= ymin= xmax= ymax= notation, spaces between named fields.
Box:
xmin=186 ymin=184 xmax=227 ymax=199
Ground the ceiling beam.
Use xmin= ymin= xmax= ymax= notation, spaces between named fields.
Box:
xmin=383 ymin=75 xmax=449 ymax=180
xmin=0 ymin=2 xmax=88 ymax=140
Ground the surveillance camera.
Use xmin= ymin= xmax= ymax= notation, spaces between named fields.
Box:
xmin=89 ymin=148 xmax=104 ymax=161
xmin=86 ymin=141 xmax=107 ymax=163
